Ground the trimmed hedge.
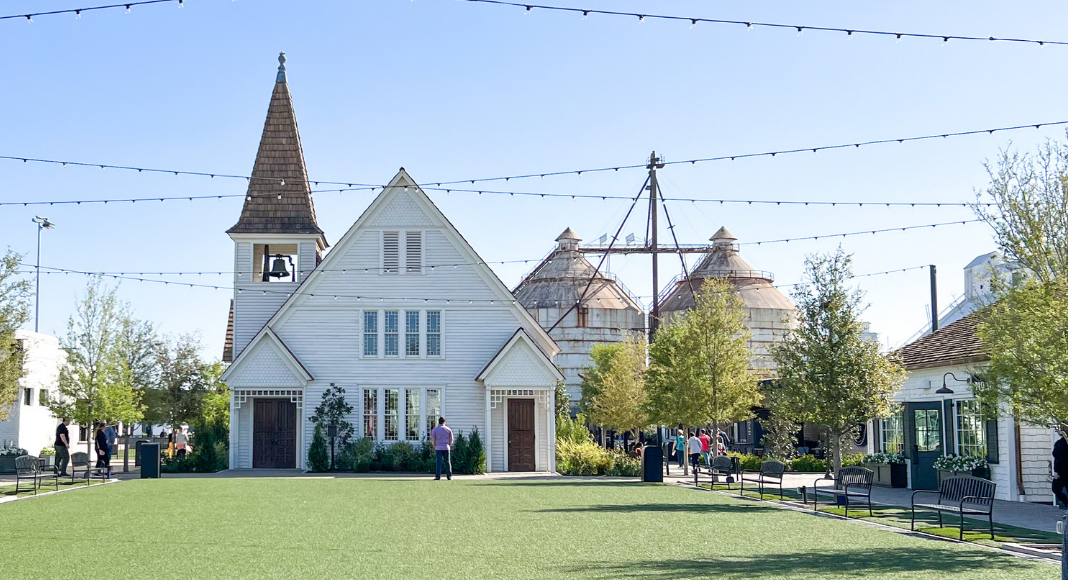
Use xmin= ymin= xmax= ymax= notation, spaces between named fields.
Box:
xmin=334 ymin=428 xmax=486 ymax=475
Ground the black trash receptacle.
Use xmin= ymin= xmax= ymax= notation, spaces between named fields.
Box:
xmin=641 ymin=445 xmax=663 ymax=482
xmin=134 ymin=439 xmax=150 ymax=467
xmin=140 ymin=443 xmax=161 ymax=479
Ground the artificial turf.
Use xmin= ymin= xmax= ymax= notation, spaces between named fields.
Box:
xmin=0 ymin=476 xmax=1057 ymax=579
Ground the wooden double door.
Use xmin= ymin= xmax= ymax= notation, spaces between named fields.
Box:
xmin=253 ymin=399 xmax=297 ymax=469
xmin=508 ymin=399 xmax=536 ymax=471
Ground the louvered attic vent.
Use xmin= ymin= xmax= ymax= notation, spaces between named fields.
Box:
xmin=406 ymin=231 xmax=422 ymax=274
xmin=383 ymin=231 xmax=400 ymax=274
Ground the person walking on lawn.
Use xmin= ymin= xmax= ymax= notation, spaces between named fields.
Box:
xmin=698 ymin=429 xmax=712 ymax=467
xmin=104 ymin=422 xmax=117 ymax=462
xmin=687 ymin=431 xmax=702 ymax=471
xmin=94 ymin=423 xmax=111 ymax=477
xmin=54 ymin=418 xmax=71 ymax=476
xmin=431 ymin=417 xmax=454 ymax=480
xmin=675 ymin=429 xmax=686 ymax=468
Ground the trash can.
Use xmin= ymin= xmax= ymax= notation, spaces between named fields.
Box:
xmin=140 ymin=443 xmax=161 ymax=479
xmin=641 ymin=445 xmax=663 ymax=482
xmin=134 ymin=439 xmax=150 ymax=467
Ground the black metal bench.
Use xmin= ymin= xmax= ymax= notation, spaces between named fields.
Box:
xmin=811 ymin=466 xmax=874 ymax=517
xmin=911 ymin=475 xmax=996 ymax=539
xmin=14 ymin=455 xmax=59 ymax=495
xmin=69 ymin=452 xmax=109 ymax=485
xmin=694 ymin=455 xmax=740 ymax=489
xmin=739 ymin=460 xmax=786 ymax=500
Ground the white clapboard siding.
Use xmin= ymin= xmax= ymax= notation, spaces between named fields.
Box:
xmin=233 ymin=284 xmax=295 ymax=357
xmin=237 ymin=403 xmax=252 ymax=468
xmin=299 ymin=241 xmax=318 ymax=279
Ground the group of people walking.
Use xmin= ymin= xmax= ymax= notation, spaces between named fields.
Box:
xmin=673 ymin=428 xmax=728 ymax=469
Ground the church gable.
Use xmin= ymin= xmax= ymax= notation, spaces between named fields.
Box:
xmin=371 ymin=190 xmax=436 ymax=228
xmin=479 ymin=330 xmax=563 ymax=388
xmin=221 ymin=330 xmax=311 ymax=388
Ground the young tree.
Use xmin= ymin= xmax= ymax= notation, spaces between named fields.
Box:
xmin=771 ymin=249 xmax=905 ymax=475
xmin=309 ymin=383 xmax=354 ymax=469
xmin=583 ymin=337 xmax=649 ymax=443
xmin=971 ymin=137 xmax=1068 ymax=436
xmin=49 ymin=279 xmax=144 ymax=455
xmin=646 ymin=277 xmax=760 ymax=456
xmin=148 ymin=333 xmax=212 ymax=433
xmin=0 ymin=250 xmax=31 ymax=419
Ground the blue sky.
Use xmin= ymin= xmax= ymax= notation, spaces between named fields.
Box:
xmin=3 ymin=0 xmax=1067 ymax=358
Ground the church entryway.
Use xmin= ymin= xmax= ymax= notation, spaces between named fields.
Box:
xmin=252 ymin=399 xmax=297 ymax=468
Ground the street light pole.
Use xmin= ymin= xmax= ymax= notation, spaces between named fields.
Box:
xmin=31 ymin=217 xmax=55 ymax=333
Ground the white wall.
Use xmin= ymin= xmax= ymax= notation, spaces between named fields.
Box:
xmin=0 ymin=331 xmax=64 ymax=455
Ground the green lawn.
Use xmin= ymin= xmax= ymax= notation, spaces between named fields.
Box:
xmin=0 ymin=477 xmax=1056 ymax=579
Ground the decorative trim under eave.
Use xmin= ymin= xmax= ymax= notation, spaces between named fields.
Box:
xmin=233 ymin=388 xmax=303 ymax=410
xmin=489 ymin=388 xmax=550 ymax=409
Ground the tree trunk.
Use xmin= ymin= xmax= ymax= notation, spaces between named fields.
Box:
xmin=831 ymin=430 xmax=843 ymax=478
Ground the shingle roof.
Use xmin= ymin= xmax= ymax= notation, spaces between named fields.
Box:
xmin=892 ymin=311 xmax=987 ymax=370
xmin=222 ymin=299 xmax=234 ymax=363
xmin=226 ymin=55 xmax=327 ymax=247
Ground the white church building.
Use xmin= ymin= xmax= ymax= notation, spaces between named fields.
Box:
xmin=220 ymin=54 xmax=562 ymax=472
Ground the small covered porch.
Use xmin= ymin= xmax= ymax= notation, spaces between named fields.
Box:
xmin=478 ymin=330 xmax=563 ymax=473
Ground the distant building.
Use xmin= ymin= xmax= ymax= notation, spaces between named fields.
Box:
xmin=0 ymin=331 xmax=64 ymax=456
xmin=887 ymin=313 xmax=1053 ymax=502
xmin=658 ymin=226 xmax=795 ymax=378
xmin=513 ymin=228 xmax=645 ymax=409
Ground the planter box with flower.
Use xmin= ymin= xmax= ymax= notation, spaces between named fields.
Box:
xmin=38 ymin=447 xmax=56 ymax=470
xmin=0 ymin=445 xmax=28 ymax=474
xmin=863 ymin=452 xmax=908 ymax=488
xmin=933 ymin=454 xmax=990 ymax=481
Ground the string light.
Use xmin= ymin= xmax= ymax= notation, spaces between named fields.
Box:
xmin=457 ymin=0 xmax=1068 ymax=47
xmin=775 ymin=265 xmax=932 ymax=289
xmin=3 ymin=120 xmax=1064 ymax=188
xmin=744 ymin=219 xmax=980 ymax=246
xmin=1 ymin=0 xmax=182 ymax=22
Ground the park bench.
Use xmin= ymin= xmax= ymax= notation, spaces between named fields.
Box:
xmin=911 ymin=475 xmax=996 ymax=540
xmin=14 ymin=455 xmax=59 ymax=495
xmin=739 ymin=460 xmax=787 ymax=500
xmin=810 ymin=466 xmax=874 ymax=517
xmin=693 ymin=456 xmax=740 ymax=489
xmin=69 ymin=452 xmax=109 ymax=486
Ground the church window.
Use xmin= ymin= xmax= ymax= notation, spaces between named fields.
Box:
xmin=363 ymin=311 xmax=378 ymax=357
xmin=384 ymin=311 xmax=399 ymax=357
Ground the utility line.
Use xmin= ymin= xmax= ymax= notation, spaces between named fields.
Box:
xmin=2 ymin=0 xmax=185 ymax=22
xmin=459 ymin=0 xmax=1068 ymax=47
xmin=4 ymin=119 xmax=1064 ymax=188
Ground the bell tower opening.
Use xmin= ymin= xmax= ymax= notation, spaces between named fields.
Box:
xmin=253 ymin=243 xmax=298 ymax=283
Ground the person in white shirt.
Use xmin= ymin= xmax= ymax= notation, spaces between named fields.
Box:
xmin=687 ymin=432 xmax=702 ymax=470
xmin=175 ymin=428 xmax=189 ymax=458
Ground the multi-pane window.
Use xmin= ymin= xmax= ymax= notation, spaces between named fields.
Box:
xmin=957 ymin=400 xmax=988 ymax=458
xmin=363 ymin=389 xmax=378 ymax=438
xmin=881 ymin=410 xmax=904 ymax=454
xmin=406 ymin=390 xmax=420 ymax=441
xmin=914 ymin=409 xmax=942 ymax=452
xmin=427 ymin=311 xmax=441 ymax=357
xmin=384 ymin=389 xmax=399 ymax=441
xmin=363 ymin=311 xmax=378 ymax=357
xmin=384 ymin=311 xmax=399 ymax=357
xmin=406 ymin=311 xmax=420 ymax=356
xmin=426 ymin=389 xmax=441 ymax=440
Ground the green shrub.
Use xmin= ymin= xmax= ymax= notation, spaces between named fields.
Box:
xmin=841 ymin=453 xmax=866 ymax=468
xmin=790 ymin=454 xmax=826 ymax=473
xmin=452 ymin=432 xmax=469 ymax=474
xmin=308 ymin=424 xmax=329 ymax=472
xmin=418 ymin=439 xmax=435 ymax=472
xmin=556 ymin=439 xmax=612 ymax=475
xmin=463 ymin=427 xmax=486 ymax=475
xmin=556 ymin=414 xmax=592 ymax=445
xmin=728 ymin=452 xmax=763 ymax=472
xmin=605 ymin=452 xmax=641 ymax=477
xmin=338 ymin=437 xmax=375 ymax=472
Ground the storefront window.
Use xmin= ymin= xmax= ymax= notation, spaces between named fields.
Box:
xmin=914 ymin=409 xmax=942 ymax=452
xmin=956 ymin=400 xmax=987 ymax=458
xmin=881 ymin=410 xmax=904 ymax=454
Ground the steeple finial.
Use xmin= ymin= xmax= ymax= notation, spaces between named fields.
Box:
xmin=276 ymin=51 xmax=287 ymax=83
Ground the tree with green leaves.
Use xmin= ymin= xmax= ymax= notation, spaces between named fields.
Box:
xmin=647 ymin=277 xmax=760 ymax=457
xmin=49 ymin=278 xmax=144 ymax=455
xmin=582 ymin=337 xmax=649 ymax=443
xmin=0 ymin=250 xmax=31 ymax=419
xmin=970 ymin=137 xmax=1068 ymax=437
xmin=309 ymin=383 xmax=354 ymax=469
xmin=147 ymin=333 xmax=212 ymax=433
xmin=771 ymin=249 xmax=905 ymax=475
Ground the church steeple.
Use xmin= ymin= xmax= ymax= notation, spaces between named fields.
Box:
xmin=227 ymin=52 xmax=327 ymax=250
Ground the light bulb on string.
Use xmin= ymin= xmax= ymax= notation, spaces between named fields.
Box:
xmin=796 ymin=26 xmax=803 ymax=37
xmin=125 ymin=5 xmax=131 ymax=13
xmin=746 ymin=22 xmax=752 ymax=31
xmin=75 ymin=10 xmax=81 ymax=18
xmin=690 ymin=19 xmax=696 ymax=29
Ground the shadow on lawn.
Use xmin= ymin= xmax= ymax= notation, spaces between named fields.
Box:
xmin=478 ymin=480 xmax=643 ymax=488
xmin=559 ymin=547 xmax=1030 ymax=579
xmin=538 ymin=503 xmax=774 ymax=514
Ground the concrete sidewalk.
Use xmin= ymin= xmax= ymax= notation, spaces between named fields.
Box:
xmin=666 ymin=469 xmax=1067 ymax=533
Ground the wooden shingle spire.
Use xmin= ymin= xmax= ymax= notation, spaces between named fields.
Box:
xmin=227 ymin=52 xmax=328 ymax=248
